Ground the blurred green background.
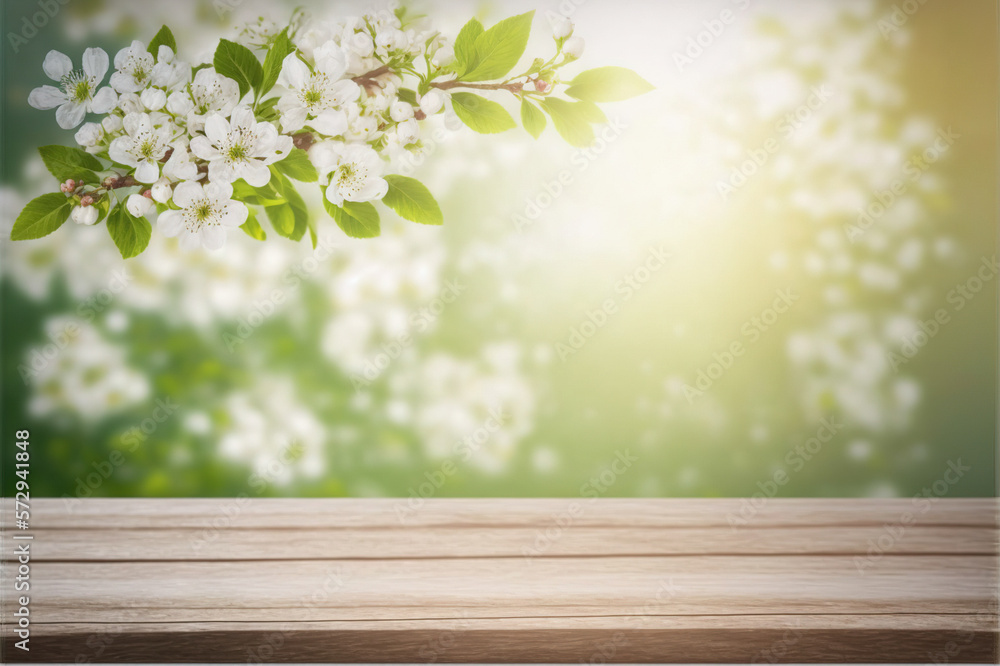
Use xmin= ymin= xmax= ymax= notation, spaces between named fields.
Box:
xmin=1 ymin=0 xmax=996 ymax=499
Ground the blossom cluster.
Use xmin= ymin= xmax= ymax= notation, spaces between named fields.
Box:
xmin=13 ymin=7 xmax=651 ymax=258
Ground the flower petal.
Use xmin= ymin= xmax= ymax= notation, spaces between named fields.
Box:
xmin=240 ymin=160 xmax=271 ymax=187
xmin=219 ymin=201 xmax=249 ymax=227
xmin=325 ymin=182 xmax=344 ymax=206
xmin=90 ymin=86 xmax=118 ymax=114
xmin=28 ymin=85 xmax=66 ymax=110
xmin=108 ymin=137 xmax=137 ymax=166
xmin=310 ymin=110 xmax=348 ymax=137
xmin=172 ymin=181 xmax=203 ymax=208
xmin=55 ymin=102 xmax=86 ymax=129
xmin=135 ymin=159 xmax=160 ymax=184
xmin=204 ymin=113 xmax=229 ymax=145
xmin=178 ymin=229 xmax=202 ymax=251
xmin=157 ymin=210 xmax=184 ymax=237
xmin=203 ymin=181 xmax=234 ymax=201
xmin=353 ymin=176 xmax=388 ymax=202
xmin=82 ymin=48 xmax=109 ymax=81
xmin=188 ymin=136 xmax=220 ymax=161
xmin=42 ymin=51 xmax=73 ymax=81
xmin=201 ymin=225 xmax=227 ymax=250
xmin=279 ymin=53 xmax=309 ymax=90
xmin=229 ymin=106 xmax=255 ymax=132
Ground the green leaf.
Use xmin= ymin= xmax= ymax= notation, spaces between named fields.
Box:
xmin=273 ymin=148 xmax=318 ymax=182
xmin=382 ymin=175 xmax=443 ymax=225
xmin=323 ymin=196 xmax=380 ymax=238
xmin=450 ymin=92 xmax=516 ymax=134
xmin=463 ymin=11 xmax=534 ymax=82
xmin=541 ymin=98 xmax=595 ymax=147
xmin=147 ymin=25 xmax=176 ymax=55
xmin=265 ymin=202 xmax=295 ymax=237
xmin=520 ymin=98 xmax=546 ymax=139
xmin=106 ymin=205 xmax=152 ymax=259
xmin=282 ymin=177 xmax=309 ymax=242
xmin=576 ymin=100 xmax=608 ymax=124
xmin=260 ymin=29 xmax=294 ymax=96
xmin=240 ymin=208 xmax=266 ymax=240
xmin=396 ymin=88 xmax=418 ymax=106
xmin=10 ymin=193 xmax=72 ymax=240
xmin=566 ymin=66 xmax=654 ymax=103
xmin=452 ymin=18 xmax=484 ymax=75
xmin=38 ymin=145 xmax=103 ymax=183
xmin=213 ymin=39 xmax=263 ymax=100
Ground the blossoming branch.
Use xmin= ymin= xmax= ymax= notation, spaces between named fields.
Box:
xmin=11 ymin=7 xmax=652 ymax=257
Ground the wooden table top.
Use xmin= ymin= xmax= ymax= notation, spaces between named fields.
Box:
xmin=2 ymin=498 xmax=997 ymax=663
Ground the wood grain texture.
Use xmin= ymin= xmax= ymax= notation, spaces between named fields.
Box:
xmin=1 ymin=498 xmax=997 ymax=663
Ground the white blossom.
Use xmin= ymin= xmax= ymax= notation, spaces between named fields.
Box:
xmin=28 ymin=49 xmax=117 ymax=129
xmin=277 ymin=46 xmax=360 ymax=134
xmin=108 ymin=112 xmax=175 ymax=183
xmin=189 ymin=107 xmax=292 ymax=187
xmin=157 ymin=180 xmax=248 ymax=250
xmin=110 ymin=40 xmax=155 ymax=93
xmin=313 ymin=142 xmax=388 ymax=206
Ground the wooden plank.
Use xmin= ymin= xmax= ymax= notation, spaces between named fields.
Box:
xmin=1 ymin=499 xmax=996 ymax=663
xmin=30 ymin=497 xmax=998 ymax=528
xmin=3 ymin=525 xmax=995 ymax=560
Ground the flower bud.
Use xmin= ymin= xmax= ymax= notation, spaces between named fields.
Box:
xmin=396 ymin=118 xmax=419 ymax=145
xmin=80 ymin=195 xmax=94 ymax=206
xmin=140 ymin=87 xmax=167 ymax=111
xmin=75 ymin=122 xmax=103 ymax=148
xmin=419 ymin=90 xmax=445 ymax=116
xmin=150 ymin=177 xmax=173 ymax=204
xmin=166 ymin=91 xmax=194 ymax=116
xmin=431 ymin=45 xmax=455 ymax=68
xmin=60 ymin=179 xmax=76 ymax=193
xmin=126 ymin=193 xmax=154 ymax=218
xmin=389 ymin=101 xmax=414 ymax=122
xmin=71 ymin=205 xmax=99 ymax=226
xmin=563 ymin=36 xmax=585 ymax=59
xmin=102 ymin=114 xmax=123 ymax=133
xmin=552 ymin=18 xmax=573 ymax=39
